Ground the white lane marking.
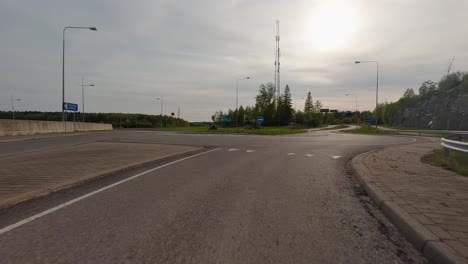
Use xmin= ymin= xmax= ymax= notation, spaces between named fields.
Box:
xmin=305 ymin=154 xmax=314 ymax=157
xmin=0 ymin=148 xmax=221 ymax=235
xmin=246 ymin=150 xmax=256 ymax=153
xmin=287 ymin=153 xmax=296 ymax=156
xmin=331 ymin=155 xmax=342 ymax=159
xmin=228 ymin=149 xmax=240 ymax=152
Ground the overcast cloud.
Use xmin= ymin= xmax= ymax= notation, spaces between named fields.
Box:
xmin=2 ymin=0 xmax=468 ymax=121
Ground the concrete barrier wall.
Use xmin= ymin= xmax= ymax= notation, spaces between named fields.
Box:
xmin=0 ymin=119 xmax=112 ymax=136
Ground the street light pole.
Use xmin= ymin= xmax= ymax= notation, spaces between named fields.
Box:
xmin=236 ymin=77 xmax=250 ymax=127
xmin=157 ymin=97 xmax=163 ymax=128
xmin=11 ymin=96 xmax=21 ymax=120
xmin=346 ymin=94 xmax=358 ymax=129
xmin=355 ymin=60 xmax=379 ymax=129
xmin=62 ymin=26 xmax=97 ymax=129
xmin=80 ymin=76 xmax=95 ymax=122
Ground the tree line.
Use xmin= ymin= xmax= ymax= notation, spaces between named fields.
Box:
xmin=213 ymin=82 xmax=365 ymax=128
xmin=376 ymin=71 xmax=468 ymax=126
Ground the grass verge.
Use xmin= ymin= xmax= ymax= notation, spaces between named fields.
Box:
xmin=159 ymin=126 xmax=307 ymax=135
xmin=422 ymin=148 xmax=468 ymax=176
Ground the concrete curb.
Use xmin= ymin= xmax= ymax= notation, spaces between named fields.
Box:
xmin=0 ymin=147 xmax=203 ymax=210
xmin=351 ymin=150 xmax=466 ymax=264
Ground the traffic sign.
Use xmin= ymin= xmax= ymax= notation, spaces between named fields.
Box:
xmin=222 ymin=115 xmax=231 ymax=122
xmin=365 ymin=116 xmax=374 ymax=123
xmin=63 ymin=102 xmax=78 ymax=112
xmin=257 ymin=116 xmax=264 ymax=124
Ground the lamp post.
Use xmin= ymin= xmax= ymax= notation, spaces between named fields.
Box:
xmin=10 ymin=96 xmax=21 ymax=120
xmin=236 ymin=77 xmax=250 ymax=127
xmin=346 ymin=94 xmax=358 ymax=129
xmin=80 ymin=76 xmax=94 ymax=122
xmin=355 ymin=60 xmax=379 ymax=129
xmin=156 ymin=97 xmax=163 ymax=128
xmin=62 ymin=26 xmax=97 ymax=129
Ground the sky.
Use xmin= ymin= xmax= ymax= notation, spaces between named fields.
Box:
xmin=2 ymin=0 xmax=468 ymax=121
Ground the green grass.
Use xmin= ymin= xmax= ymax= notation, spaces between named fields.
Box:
xmin=158 ymin=126 xmax=307 ymax=135
xmin=422 ymin=148 xmax=468 ymax=176
xmin=319 ymin=125 xmax=350 ymax=130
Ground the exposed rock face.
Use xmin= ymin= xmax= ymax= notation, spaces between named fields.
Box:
xmin=389 ymin=90 xmax=468 ymax=130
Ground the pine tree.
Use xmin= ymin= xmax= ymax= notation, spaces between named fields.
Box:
xmin=281 ymin=85 xmax=293 ymax=124
xmin=304 ymin=91 xmax=313 ymax=114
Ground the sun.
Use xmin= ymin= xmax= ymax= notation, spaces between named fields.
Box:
xmin=307 ymin=1 xmax=356 ymax=51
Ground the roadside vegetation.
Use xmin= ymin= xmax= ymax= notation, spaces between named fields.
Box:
xmin=422 ymin=149 xmax=468 ymax=176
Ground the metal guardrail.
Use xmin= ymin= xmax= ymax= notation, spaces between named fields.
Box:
xmin=377 ymin=127 xmax=468 ymax=155
xmin=392 ymin=129 xmax=468 ymax=136
xmin=441 ymin=135 xmax=468 ymax=155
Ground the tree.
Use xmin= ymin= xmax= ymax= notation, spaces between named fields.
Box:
xmin=255 ymin=83 xmax=276 ymax=126
xmin=279 ymin=84 xmax=293 ymax=125
xmin=304 ymin=91 xmax=313 ymax=114
xmin=419 ymin=80 xmax=437 ymax=96
xmin=313 ymin=100 xmax=323 ymax=113
xmin=403 ymin=88 xmax=415 ymax=98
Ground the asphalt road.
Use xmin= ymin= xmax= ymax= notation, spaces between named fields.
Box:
xmin=0 ymin=130 xmax=428 ymax=263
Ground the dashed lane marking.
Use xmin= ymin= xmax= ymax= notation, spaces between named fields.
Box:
xmin=246 ymin=150 xmax=256 ymax=153
xmin=331 ymin=155 xmax=342 ymax=159
xmin=305 ymin=154 xmax=314 ymax=157
xmin=228 ymin=149 xmax=240 ymax=152
xmin=287 ymin=153 xmax=296 ymax=156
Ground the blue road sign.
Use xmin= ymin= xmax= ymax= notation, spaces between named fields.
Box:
xmin=64 ymin=102 xmax=78 ymax=112
xmin=257 ymin=116 xmax=264 ymax=124
xmin=365 ymin=116 xmax=374 ymax=123
xmin=222 ymin=115 xmax=231 ymax=122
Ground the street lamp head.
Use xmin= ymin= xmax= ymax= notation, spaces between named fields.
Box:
xmin=246 ymin=77 xmax=250 ymax=79
xmin=16 ymin=99 xmax=21 ymax=101
xmin=156 ymin=97 xmax=161 ymax=100
xmin=89 ymin=84 xmax=95 ymax=86
xmin=355 ymin=61 xmax=360 ymax=64
xmin=89 ymin=27 xmax=97 ymax=31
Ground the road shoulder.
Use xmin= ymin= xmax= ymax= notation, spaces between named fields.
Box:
xmin=0 ymin=142 xmax=201 ymax=209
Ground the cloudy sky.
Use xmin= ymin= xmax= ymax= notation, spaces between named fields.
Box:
xmin=2 ymin=0 xmax=468 ymax=121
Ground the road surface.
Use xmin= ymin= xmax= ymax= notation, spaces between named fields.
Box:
xmin=0 ymin=130 xmax=428 ymax=263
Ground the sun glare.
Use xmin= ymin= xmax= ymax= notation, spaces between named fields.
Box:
xmin=307 ymin=1 xmax=356 ymax=51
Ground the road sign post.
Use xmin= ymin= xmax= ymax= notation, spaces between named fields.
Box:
xmin=63 ymin=102 xmax=79 ymax=132
xmin=257 ymin=116 xmax=264 ymax=128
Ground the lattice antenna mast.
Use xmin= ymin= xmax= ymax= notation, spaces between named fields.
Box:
xmin=274 ymin=22 xmax=278 ymax=94
xmin=276 ymin=20 xmax=281 ymax=101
